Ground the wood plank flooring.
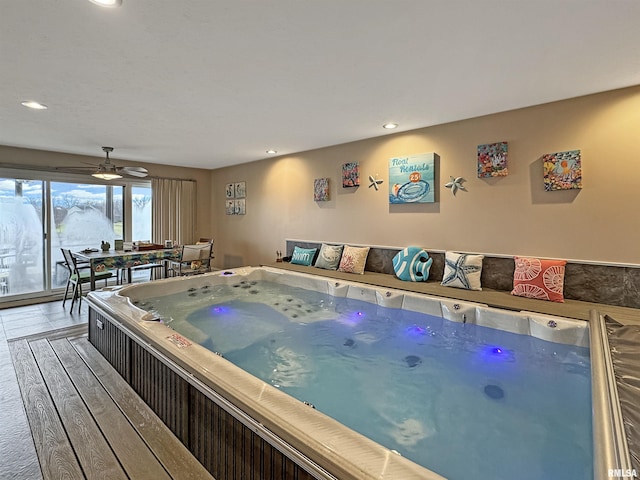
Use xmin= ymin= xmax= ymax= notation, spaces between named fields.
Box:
xmin=8 ymin=328 xmax=213 ymax=480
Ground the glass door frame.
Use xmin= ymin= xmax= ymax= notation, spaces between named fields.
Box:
xmin=0 ymin=165 xmax=150 ymax=305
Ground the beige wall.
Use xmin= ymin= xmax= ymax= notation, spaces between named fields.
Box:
xmin=211 ymin=85 xmax=640 ymax=268
xmin=0 ymin=146 xmax=213 ymax=242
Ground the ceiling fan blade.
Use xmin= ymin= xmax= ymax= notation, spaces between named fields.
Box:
xmin=119 ymin=166 xmax=148 ymax=177
xmin=53 ymin=148 xmax=149 ymax=179
xmin=56 ymin=165 xmax=96 ymax=170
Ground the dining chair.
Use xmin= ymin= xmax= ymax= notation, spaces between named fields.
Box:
xmin=199 ymin=238 xmax=215 ymax=265
xmin=60 ymin=248 xmax=113 ymax=310
xmin=125 ymin=261 xmax=165 ymax=283
xmin=0 ymin=253 xmax=15 ymax=295
xmin=168 ymin=242 xmax=213 ymax=276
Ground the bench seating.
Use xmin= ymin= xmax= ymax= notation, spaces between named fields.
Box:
xmin=267 ymin=262 xmax=640 ymax=325
xmin=269 ymin=240 xmax=640 ymax=324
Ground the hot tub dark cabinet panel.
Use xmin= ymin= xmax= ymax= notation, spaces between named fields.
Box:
xmin=190 ymin=388 xmax=308 ymax=480
xmin=88 ymin=308 xmax=319 ymax=480
xmin=88 ymin=309 xmax=129 ymax=379
xmin=130 ymin=340 xmax=190 ymax=443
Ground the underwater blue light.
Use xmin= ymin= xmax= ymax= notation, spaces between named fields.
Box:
xmin=478 ymin=344 xmax=514 ymax=363
xmin=210 ymin=305 xmax=232 ymax=315
xmin=406 ymin=325 xmax=427 ymax=336
xmin=339 ymin=311 xmax=366 ymax=326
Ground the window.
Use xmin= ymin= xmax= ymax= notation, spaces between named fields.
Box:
xmin=50 ymin=182 xmax=124 ymax=287
xmin=132 ymin=184 xmax=152 ymax=242
xmin=0 ymin=169 xmax=151 ymax=300
xmin=0 ymin=178 xmax=45 ymax=296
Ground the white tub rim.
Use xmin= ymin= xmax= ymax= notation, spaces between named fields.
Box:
xmin=87 ymin=266 xmax=616 ymax=480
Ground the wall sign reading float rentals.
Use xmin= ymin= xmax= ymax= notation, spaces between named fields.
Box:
xmin=389 ymin=152 xmax=437 ymax=204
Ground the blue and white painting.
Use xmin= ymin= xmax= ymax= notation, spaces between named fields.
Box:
xmin=389 ymin=153 xmax=436 ymax=204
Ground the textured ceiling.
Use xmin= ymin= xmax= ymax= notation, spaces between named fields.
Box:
xmin=2 ymin=1 xmax=640 ymax=169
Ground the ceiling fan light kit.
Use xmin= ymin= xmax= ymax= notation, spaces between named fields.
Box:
xmin=92 ymin=170 xmax=122 ymax=180
xmin=55 ymin=146 xmax=148 ymax=179
xmin=92 ymin=147 xmax=123 ymax=180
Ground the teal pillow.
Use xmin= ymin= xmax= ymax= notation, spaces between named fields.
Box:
xmin=314 ymin=244 xmax=344 ymax=270
xmin=290 ymin=246 xmax=317 ymax=266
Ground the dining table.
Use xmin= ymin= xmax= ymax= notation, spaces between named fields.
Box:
xmin=73 ymin=247 xmax=181 ymax=291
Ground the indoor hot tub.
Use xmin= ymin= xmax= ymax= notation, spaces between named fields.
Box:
xmin=86 ymin=266 xmax=631 ymax=480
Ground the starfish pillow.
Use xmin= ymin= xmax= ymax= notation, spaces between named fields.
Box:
xmin=392 ymin=246 xmax=433 ymax=282
xmin=441 ymin=252 xmax=484 ymax=290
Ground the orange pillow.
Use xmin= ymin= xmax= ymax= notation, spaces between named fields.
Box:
xmin=511 ymin=257 xmax=566 ymax=303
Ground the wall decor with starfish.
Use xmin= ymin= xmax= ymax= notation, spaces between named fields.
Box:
xmin=368 ymin=175 xmax=384 ymax=191
xmin=444 ymin=176 xmax=466 ymax=196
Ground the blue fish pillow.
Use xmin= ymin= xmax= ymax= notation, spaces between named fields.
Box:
xmin=392 ymin=247 xmax=433 ymax=282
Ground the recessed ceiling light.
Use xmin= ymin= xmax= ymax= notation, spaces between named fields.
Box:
xmin=266 ymin=149 xmax=278 ymax=154
xmin=88 ymin=0 xmax=122 ymax=7
xmin=21 ymin=101 xmax=48 ymax=110
xmin=383 ymin=123 xmax=398 ymax=129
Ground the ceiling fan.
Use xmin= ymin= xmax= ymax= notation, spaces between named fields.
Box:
xmin=57 ymin=146 xmax=149 ymax=180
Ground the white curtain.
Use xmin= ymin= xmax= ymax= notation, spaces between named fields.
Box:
xmin=151 ymin=178 xmax=196 ymax=245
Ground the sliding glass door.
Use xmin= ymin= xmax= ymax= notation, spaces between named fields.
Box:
xmin=50 ymin=182 xmax=124 ymax=288
xmin=0 ymin=171 xmax=151 ymax=302
xmin=0 ymin=178 xmax=45 ymax=297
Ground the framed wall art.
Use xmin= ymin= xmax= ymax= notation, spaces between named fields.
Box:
xmin=234 ymin=198 xmax=246 ymax=215
xmin=234 ymin=181 xmax=246 ymax=198
xmin=225 ymin=180 xmax=247 ymax=214
xmin=314 ymin=178 xmax=330 ymax=201
xmin=389 ymin=152 xmax=436 ymax=204
xmin=342 ymin=162 xmax=360 ymax=187
xmin=543 ymin=150 xmax=582 ymax=191
xmin=478 ymin=141 xmax=508 ymax=178
xmin=225 ymin=199 xmax=235 ymax=215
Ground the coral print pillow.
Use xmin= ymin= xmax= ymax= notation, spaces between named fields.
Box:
xmin=511 ymin=257 xmax=566 ymax=302
xmin=441 ymin=252 xmax=484 ymax=290
xmin=314 ymin=243 xmax=344 ymax=270
xmin=338 ymin=245 xmax=370 ymax=274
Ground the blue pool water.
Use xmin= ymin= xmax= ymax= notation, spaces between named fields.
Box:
xmin=142 ymin=280 xmax=593 ymax=480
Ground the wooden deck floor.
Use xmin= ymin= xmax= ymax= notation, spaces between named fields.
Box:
xmin=8 ymin=326 xmax=213 ymax=480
